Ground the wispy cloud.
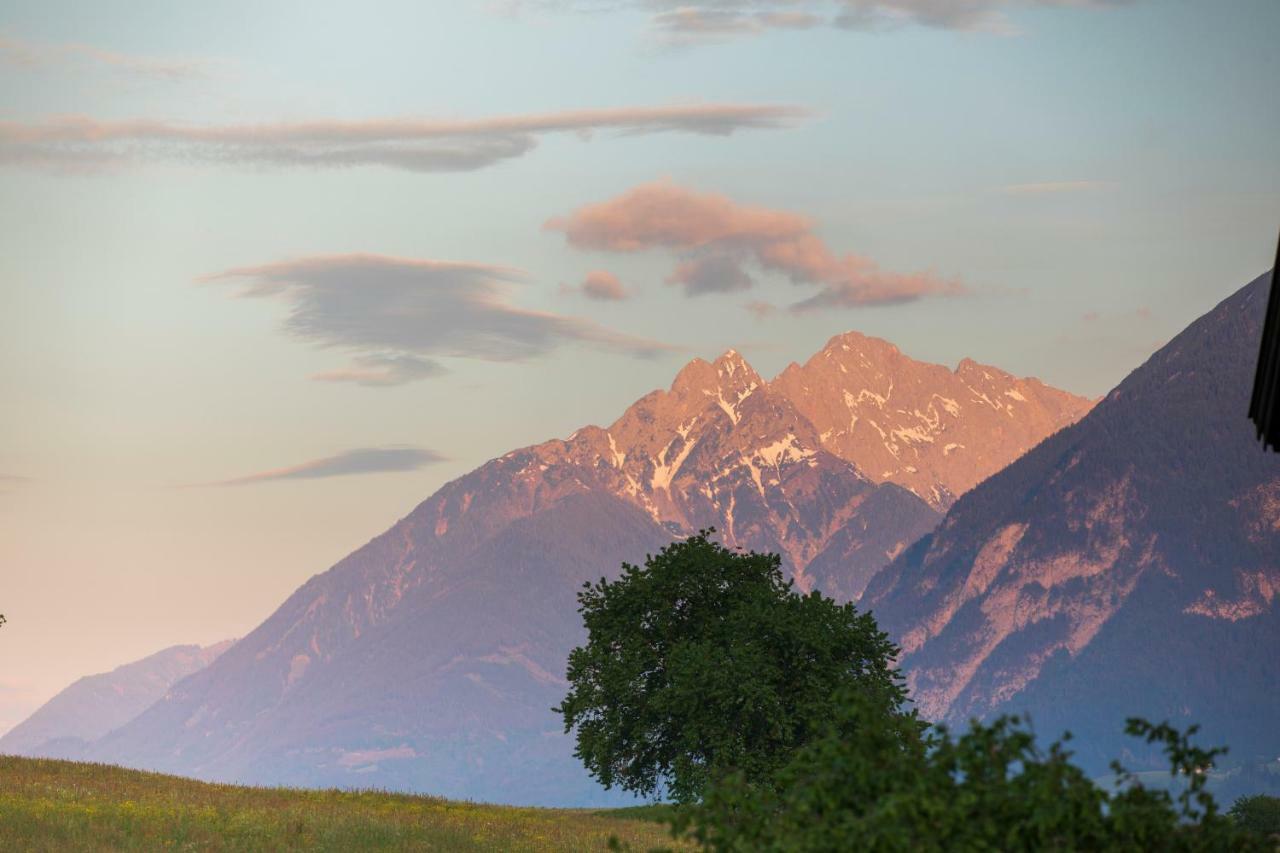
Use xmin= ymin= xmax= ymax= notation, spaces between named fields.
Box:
xmin=203 ymin=253 xmax=675 ymax=385
xmin=836 ymin=0 xmax=1133 ymax=34
xmin=522 ymin=1 xmax=1132 ymax=43
xmin=192 ymin=447 xmax=446 ymax=487
xmin=1000 ymin=180 xmax=1110 ymax=194
xmin=744 ymin=300 xmax=778 ymax=319
xmin=573 ymin=269 xmax=632 ymax=301
xmin=0 ymin=475 xmax=29 ymax=494
xmin=651 ymin=8 xmax=821 ymax=44
xmin=546 ymin=180 xmax=963 ymax=310
xmin=0 ymin=103 xmax=808 ymax=173
xmin=311 ymin=354 xmax=447 ymax=387
xmin=0 ymin=33 xmax=208 ymax=80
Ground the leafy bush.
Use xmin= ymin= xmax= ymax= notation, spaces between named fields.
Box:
xmin=1230 ymin=794 xmax=1280 ymax=840
xmin=678 ymin=693 xmax=1269 ymax=851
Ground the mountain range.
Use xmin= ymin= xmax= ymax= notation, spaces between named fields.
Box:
xmin=52 ymin=332 xmax=1090 ymax=805
xmin=17 ymin=272 xmax=1277 ymax=803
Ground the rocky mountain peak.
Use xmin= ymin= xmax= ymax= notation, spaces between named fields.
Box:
xmin=659 ymin=350 xmax=763 ymax=428
xmin=770 ymin=333 xmax=1094 ymax=509
xmin=712 ymin=347 xmax=757 ymax=379
xmin=668 ymin=356 xmax=716 ymax=395
xmin=671 ymin=349 xmax=761 ymax=394
xmin=819 ymin=330 xmax=904 ymax=362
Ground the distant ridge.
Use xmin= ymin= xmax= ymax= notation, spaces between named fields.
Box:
xmin=0 ymin=641 xmax=233 ymax=759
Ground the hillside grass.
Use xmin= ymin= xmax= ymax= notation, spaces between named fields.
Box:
xmin=0 ymin=756 xmax=685 ymax=851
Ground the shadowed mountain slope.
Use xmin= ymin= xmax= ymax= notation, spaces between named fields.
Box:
xmin=865 ymin=273 xmax=1280 ymax=772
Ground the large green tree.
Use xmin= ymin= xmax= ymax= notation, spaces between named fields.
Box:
xmin=555 ymin=531 xmax=909 ymax=803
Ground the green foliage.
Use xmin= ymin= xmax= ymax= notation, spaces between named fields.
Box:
xmin=679 ymin=692 xmax=1270 ymax=852
xmin=1230 ymin=795 xmax=1280 ymax=839
xmin=555 ymin=531 xmax=908 ymax=804
xmin=0 ymin=756 xmax=688 ymax=851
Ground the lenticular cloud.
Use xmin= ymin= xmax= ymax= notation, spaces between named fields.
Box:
xmin=203 ymin=253 xmax=674 ymax=386
xmin=0 ymin=104 xmax=807 ymax=173
xmin=547 ymin=180 xmax=964 ymax=309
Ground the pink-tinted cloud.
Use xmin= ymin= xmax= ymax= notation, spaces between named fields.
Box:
xmin=0 ymin=103 xmax=808 ymax=173
xmin=548 ymin=181 xmax=808 ymax=251
xmin=744 ymin=300 xmax=779 ymax=319
xmin=547 ymin=181 xmax=963 ymax=309
xmin=652 ymin=8 xmax=821 ymax=43
xmin=0 ymin=34 xmax=207 ymax=80
xmin=203 ymin=253 xmax=675 ymax=385
xmin=576 ymin=269 xmax=631 ymax=301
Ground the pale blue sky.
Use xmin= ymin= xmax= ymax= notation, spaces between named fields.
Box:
xmin=1 ymin=0 xmax=1277 ymax=731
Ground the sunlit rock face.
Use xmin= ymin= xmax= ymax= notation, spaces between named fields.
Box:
xmin=866 ymin=273 xmax=1280 ymax=773
xmin=86 ymin=334 xmax=1088 ymax=805
xmin=773 ymin=331 xmax=1094 ymax=510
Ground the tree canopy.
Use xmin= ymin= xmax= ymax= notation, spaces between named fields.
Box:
xmin=555 ymin=531 xmax=908 ymax=803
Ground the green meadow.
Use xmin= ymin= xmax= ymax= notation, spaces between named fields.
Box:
xmin=0 ymin=756 xmax=684 ymax=851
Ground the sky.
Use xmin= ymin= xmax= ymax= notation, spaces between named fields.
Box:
xmin=1 ymin=0 xmax=1278 ymax=734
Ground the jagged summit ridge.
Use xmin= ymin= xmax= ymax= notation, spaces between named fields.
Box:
xmin=773 ymin=332 xmax=1094 ymax=508
xmin=466 ymin=335 xmax=1087 ymax=581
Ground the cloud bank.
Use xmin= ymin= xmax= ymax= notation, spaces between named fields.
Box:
xmin=0 ymin=103 xmax=807 ymax=173
xmin=547 ymin=181 xmax=963 ymax=310
xmin=197 ymin=446 xmax=446 ymax=486
xmin=203 ymin=253 xmax=673 ymax=385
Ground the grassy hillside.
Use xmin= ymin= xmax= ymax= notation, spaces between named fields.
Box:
xmin=0 ymin=756 xmax=683 ymax=851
